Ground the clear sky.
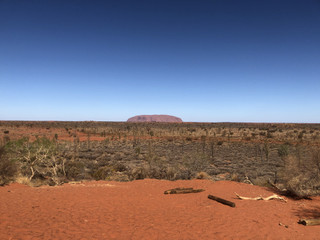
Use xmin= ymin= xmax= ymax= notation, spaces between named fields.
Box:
xmin=1 ymin=0 xmax=319 ymax=122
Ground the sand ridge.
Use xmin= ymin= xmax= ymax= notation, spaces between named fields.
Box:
xmin=1 ymin=179 xmax=320 ymax=240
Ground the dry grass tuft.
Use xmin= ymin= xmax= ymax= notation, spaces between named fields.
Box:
xmin=195 ymin=171 xmax=212 ymax=180
xmin=231 ymin=173 xmax=241 ymax=182
xmin=15 ymin=176 xmax=33 ymax=186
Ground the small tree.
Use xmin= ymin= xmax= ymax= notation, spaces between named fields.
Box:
xmin=278 ymin=144 xmax=289 ymax=160
xmin=263 ymin=142 xmax=270 ymax=162
xmin=5 ymin=137 xmax=65 ymax=185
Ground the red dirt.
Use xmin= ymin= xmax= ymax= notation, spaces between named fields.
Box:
xmin=1 ymin=180 xmax=320 ymax=240
xmin=2 ymin=123 xmax=320 ymax=147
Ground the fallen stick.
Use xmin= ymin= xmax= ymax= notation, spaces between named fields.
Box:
xmin=208 ymin=195 xmax=236 ymax=207
xmin=235 ymin=193 xmax=287 ymax=202
xmin=298 ymin=219 xmax=320 ymax=226
xmin=164 ymin=188 xmax=205 ymax=194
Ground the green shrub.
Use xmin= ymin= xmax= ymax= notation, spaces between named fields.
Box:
xmin=0 ymin=147 xmax=18 ymax=186
xmin=92 ymin=166 xmax=114 ymax=180
xmin=5 ymin=137 xmax=61 ymax=182
xmin=278 ymin=144 xmax=290 ymax=160
xmin=65 ymin=161 xmax=85 ymax=180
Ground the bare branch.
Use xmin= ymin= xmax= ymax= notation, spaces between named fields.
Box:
xmin=235 ymin=192 xmax=287 ymax=202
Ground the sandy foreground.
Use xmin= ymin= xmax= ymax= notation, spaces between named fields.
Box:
xmin=1 ymin=180 xmax=320 ymax=240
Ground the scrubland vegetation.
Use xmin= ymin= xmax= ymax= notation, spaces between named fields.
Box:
xmin=1 ymin=121 xmax=320 ymax=198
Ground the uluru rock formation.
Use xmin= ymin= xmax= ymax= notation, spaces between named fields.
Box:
xmin=127 ymin=115 xmax=182 ymax=123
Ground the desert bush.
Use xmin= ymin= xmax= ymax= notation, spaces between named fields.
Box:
xmin=129 ymin=164 xmax=190 ymax=181
xmin=251 ymin=177 xmax=271 ymax=187
xmin=312 ymin=148 xmax=320 ymax=173
xmin=277 ymin=144 xmax=290 ymax=160
xmin=130 ymin=160 xmax=168 ymax=180
xmin=106 ymin=172 xmax=129 ymax=182
xmin=92 ymin=166 xmax=114 ymax=180
xmin=114 ymin=153 xmax=122 ymax=160
xmin=263 ymin=143 xmax=270 ymax=161
xmin=175 ymin=168 xmax=193 ymax=180
xmin=267 ymin=132 xmax=273 ymax=138
xmin=186 ymin=137 xmax=192 ymax=141
xmin=0 ymin=147 xmax=18 ymax=186
xmin=65 ymin=161 xmax=85 ymax=180
xmin=195 ymin=171 xmax=212 ymax=180
xmin=279 ymin=150 xmax=320 ymax=198
xmin=230 ymin=173 xmax=241 ymax=182
xmin=165 ymin=166 xmax=178 ymax=180
xmin=217 ymin=141 xmax=224 ymax=145
xmin=167 ymin=137 xmax=174 ymax=142
xmin=3 ymin=135 xmax=10 ymax=144
xmin=183 ymin=155 xmax=210 ymax=173
xmin=5 ymin=137 xmax=65 ymax=185
xmin=149 ymin=165 xmax=175 ymax=179
xmin=298 ymin=131 xmax=304 ymax=140
xmin=129 ymin=165 xmax=149 ymax=180
xmin=111 ymin=161 xmax=127 ymax=172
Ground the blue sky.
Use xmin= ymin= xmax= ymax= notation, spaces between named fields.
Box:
xmin=0 ymin=0 xmax=319 ymax=122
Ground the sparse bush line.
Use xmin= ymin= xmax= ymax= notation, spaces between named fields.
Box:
xmin=0 ymin=121 xmax=320 ymax=195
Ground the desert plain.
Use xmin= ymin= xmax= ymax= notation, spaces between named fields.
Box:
xmin=1 ymin=121 xmax=320 ymax=239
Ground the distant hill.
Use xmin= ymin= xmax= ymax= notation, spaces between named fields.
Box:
xmin=127 ymin=115 xmax=183 ymax=123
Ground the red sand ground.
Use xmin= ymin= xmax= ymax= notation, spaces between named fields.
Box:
xmin=1 ymin=180 xmax=320 ymax=240
xmin=2 ymin=124 xmax=320 ymax=147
